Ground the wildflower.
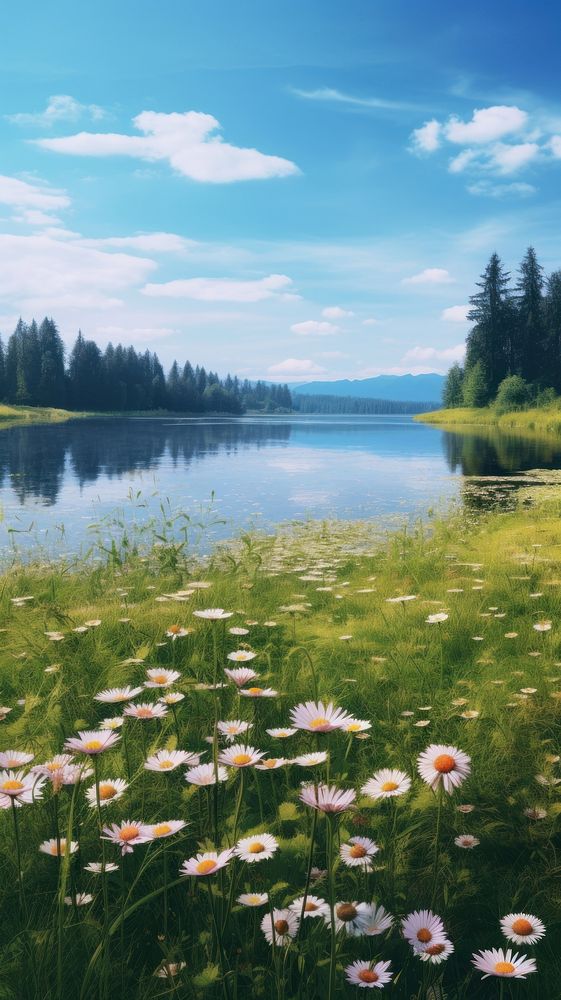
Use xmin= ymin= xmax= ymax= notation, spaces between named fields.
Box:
xmin=524 ymin=806 xmax=547 ymax=820
xmin=193 ymin=608 xmax=233 ymax=621
xmin=292 ymin=752 xmax=328 ymax=766
xmin=84 ymin=861 xmax=119 ymax=874
xmin=261 ymin=908 xmax=299 ymax=945
xmin=290 ymin=700 xmax=353 ymax=733
xmin=334 ymin=901 xmax=371 ymax=935
xmin=227 ymin=650 xmax=257 ymax=662
xmin=180 ymin=849 xmax=234 ymax=877
xmin=460 ymin=710 xmax=480 ymax=719
xmin=417 ymin=744 xmax=471 ymax=794
xmin=144 ymin=669 xmax=181 ymax=689
xmin=362 ymin=769 xmax=411 ymax=800
xmin=94 ymin=686 xmax=143 ymax=703
xmin=362 ymin=903 xmax=394 ymax=936
xmin=185 ymin=763 xmax=228 ymax=786
xmin=343 ymin=718 xmax=372 ymax=734
xmin=385 ymin=594 xmax=417 ymax=603
xmin=65 ymin=893 xmax=93 ymax=906
xmin=402 ymin=910 xmax=447 ymax=952
xmin=229 ymin=627 xmax=249 ymax=635
xmin=145 ymin=749 xmax=201 ymax=771
xmin=344 ymin=959 xmax=393 ymax=989
xmin=217 ymin=719 xmax=253 ymax=741
xmin=224 ymin=667 xmax=259 ymax=687
xmin=39 ymin=838 xmax=79 ymax=857
xmin=426 ymin=613 xmax=449 ymax=624
xmin=123 ymin=702 xmax=168 ymax=720
xmin=500 ymin=913 xmax=546 ymax=945
xmin=64 ymin=730 xmax=121 ymax=755
xmin=149 ymin=820 xmax=187 ymax=839
xmin=0 ymin=770 xmax=46 ymax=804
xmin=300 ymin=783 xmax=356 ymax=813
xmin=101 ymin=716 xmax=124 ymax=729
xmin=472 ymin=948 xmax=537 ymax=979
xmin=534 ymin=620 xmax=552 ymax=632
xmin=238 ymin=892 xmax=268 ymax=906
xmin=154 ymin=961 xmax=187 ymax=978
xmin=235 ymin=833 xmax=279 ymax=862
xmin=289 ymin=895 xmax=330 ymax=919
xmin=454 ymin=834 xmax=480 ymax=849
xmin=240 ymin=686 xmax=278 ymax=698
xmin=419 ymin=939 xmax=454 ymax=963
xmin=219 ymin=744 xmax=265 ymax=768
xmin=0 ymin=750 xmax=34 ymax=768
xmin=165 ymin=625 xmax=191 ymax=639
xmin=102 ymin=821 xmax=153 ymax=854
xmin=85 ymin=778 xmax=128 ymax=807
xmin=340 ymin=837 xmax=379 ymax=869
xmin=267 ymin=728 xmax=296 ymax=738
xmin=255 ymin=757 xmax=288 ymax=770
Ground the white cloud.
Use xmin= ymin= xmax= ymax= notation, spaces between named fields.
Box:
xmin=291 ymin=87 xmax=421 ymax=112
xmin=402 ymin=268 xmax=454 ymax=286
xmin=321 ymin=305 xmax=354 ymax=319
xmin=267 ymin=358 xmax=327 ymax=375
xmin=80 ymin=232 xmax=193 ymax=253
xmin=7 ymin=94 xmax=105 ymax=127
xmin=34 ymin=110 xmax=300 ymax=183
xmin=441 ymin=305 xmax=470 ymax=322
xmin=490 ymin=141 xmax=539 ymax=174
xmin=411 ymin=119 xmax=441 ymax=153
xmin=291 ymin=320 xmax=340 ymax=336
xmin=445 ymin=106 xmax=528 ymax=144
xmin=549 ymin=135 xmax=561 ymax=158
xmin=401 ymin=344 xmax=466 ymax=365
xmin=362 ymin=317 xmax=380 ymax=326
xmin=467 ymin=180 xmax=536 ymax=198
xmin=0 ymin=174 xmax=70 ymax=212
xmin=449 ymin=149 xmax=477 ymax=173
xmin=142 ymin=274 xmax=293 ymax=302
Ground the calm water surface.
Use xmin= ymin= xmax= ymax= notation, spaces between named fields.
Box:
xmin=1 ymin=414 xmax=560 ymax=559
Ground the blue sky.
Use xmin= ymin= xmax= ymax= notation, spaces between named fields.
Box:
xmin=1 ymin=0 xmax=560 ymax=381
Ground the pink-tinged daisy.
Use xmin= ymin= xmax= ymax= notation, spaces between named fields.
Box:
xmin=159 ymin=692 xmax=185 ymax=705
xmin=292 ymin=752 xmax=328 ymax=767
xmin=266 ymin=728 xmax=296 ymax=738
xmin=94 ymin=686 xmax=143 ymax=704
xmin=216 ymin=719 xmax=253 ymax=741
xmin=219 ymin=744 xmax=265 ymax=768
xmin=261 ymin=908 xmax=299 ymax=945
xmin=342 ymin=718 xmax=371 ymax=734
xmin=32 ymin=754 xmax=75 ymax=776
xmin=39 ymin=838 xmax=79 ymax=857
xmin=361 ymin=769 xmax=411 ymax=800
xmin=361 ymin=903 xmax=394 ymax=936
xmin=402 ymin=910 xmax=447 ymax=952
xmin=417 ymin=744 xmax=471 ymax=794
xmin=224 ymin=667 xmax=259 ymax=687
xmin=289 ymin=895 xmax=330 ymax=919
xmin=145 ymin=749 xmax=202 ymax=771
xmin=345 ymin=959 xmax=393 ymax=989
xmin=65 ymin=893 xmax=93 ymax=906
xmin=240 ymin=686 xmax=277 ymax=698
xmin=149 ymin=820 xmax=187 ymax=839
xmin=123 ymin=702 xmax=168 ymax=720
xmin=0 ymin=750 xmax=34 ymax=768
xmin=300 ymin=782 xmax=356 ymax=814
xmin=500 ymin=913 xmax=546 ymax=945
xmin=472 ymin=948 xmax=537 ymax=979
xmin=64 ymin=730 xmax=121 ymax=755
xmin=290 ymin=700 xmax=353 ymax=733
xmin=419 ymin=939 xmax=454 ymax=963
xmin=85 ymin=778 xmax=128 ymax=808
xmin=193 ymin=608 xmax=233 ymax=621
xmin=227 ymin=650 xmax=257 ymax=662
xmin=144 ymin=668 xmax=181 ymax=688
xmin=255 ymin=757 xmax=288 ymax=770
xmin=185 ymin=763 xmax=228 ymax=786
xmin=84 ymin=861 xmax=119 ymax=874
xmin=165 ymin=625 xmax=191 ymax=639
xmin=340 ymin=837 xmax=379 ymax=869
xmin=102 ymin=821 xmax=153 ymax=854
xmin=334 ymin=901 xmax=371 ymax=936
xmin=454 ymin=834 xmax=480 ymax=849
xmin=234 ymin=833 xmax=278 ymax=862
xmin=179 ymin=849 xmax=234 ymax=877
xmin=0 ymin=769 xmax=46 ymax=803
xmin=238 ymin=892 xmax=268 ymax=907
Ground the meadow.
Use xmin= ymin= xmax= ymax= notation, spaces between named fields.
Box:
xmin=417 ymin=405 xmax=561 ymax=438
xmin=1 ymin=498 xmax=560 ymax=999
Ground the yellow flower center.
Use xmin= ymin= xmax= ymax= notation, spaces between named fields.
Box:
xmin=336 ymin=903 xmax=357 ymax=922
xmin=346 ymin=723 xmax=362 ymax=732
xmin=310 ymin=717 xmax=329 ymax=729
xmin=274 ymin=919 xmax=289 ymax=935
xmin=248 ymin=842 xmax=265 ymax=854
xmin=120 ymin=825 xmax=140 ymax=842
xmin=47 ymin=762 xmax=63 ymax=771
xmin=262 ymin=759 xmax=277 ymax=768
xmin=349 ymin=844 xmax=367 ymax=859
xmin=168 ymin=626 xmax=181 ymax=634
xmin=247 ymin=687 xmax=263 ymax=695
xmin=50 ymin=840 xmax=67 ymax=855
xmin=136 ymin=708 xmax=153 ymax=718
xmin=152 ymin=675 xmax=168 ymax=685
xmin=512 ymin=918 xmax=533 ymax=936
xmin=425 ymin=943 xmax=446 ymax=956
xmin=358 ymin=971 xmax=379 ymax=984
xmin=381 ymin=780 xmax=399 ymax=791
xmin=1 ymin=779 xmax=24 ymax=791
xmin=84 ymin=740 xmax=103 ymax=751
xmin=304 ymin=901 xmax=319 ymax=912
xmin=433 ymin=754 xmax=456 ymax=773
xmin=196 ymin=859 xmax=217 ymax=874
xmin=417 ymin=928 xmax=432 ymax=943
xmin=99 ymin=783 xmax=117 ymax=800
xmin=159 ymin=760 xmax=174 ymax=769
xmin=232 ymin=753 xmax=252 ymax=765
xmin=153 ymin=823 xmax=172 ymax=837
xmin=495 ymin=962 xmax=515 ymax=975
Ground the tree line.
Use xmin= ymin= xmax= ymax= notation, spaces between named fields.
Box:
xmin=443 ymin=247 xmax=561 ymax=410
xmin=0 ymin=319 xmax=292 ymax=414
xmin=292 ymin=393 xmax=436 ymax=414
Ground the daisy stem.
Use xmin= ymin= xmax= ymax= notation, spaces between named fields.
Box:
xmin=163 ymin=846 xmax=169 ymax=939
xmin=430 ymin=788 xmax=443 ymax=908
xmin=94 ymin=756 xmax=110 ymax=1000
xmin=298 ymin=807 xmax=317 ymax=933
xmin=326 ymin=815 xmax=337 ymax=1000
xmin=232 ymin=769 xmax=244 ymax=844
xmin=171 ymin=704 xmax=180 ymax=743
xmin=11 ymin=799 xmax=26 ymax=920
xmin=206 ymin=880 xmax=230 ymax=1000
xmin=122 ymin=720 xmax=132 ymax=783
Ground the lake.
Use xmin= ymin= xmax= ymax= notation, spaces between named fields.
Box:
xmin=1 ymin=413 xmax=561 ymax=561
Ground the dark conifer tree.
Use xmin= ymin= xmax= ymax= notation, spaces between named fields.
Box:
xmin=514 ymin=247 xmax=545 ymax=382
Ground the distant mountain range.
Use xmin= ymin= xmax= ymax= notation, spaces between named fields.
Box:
xmin=290 ymin=373 xmax=445 ymax=403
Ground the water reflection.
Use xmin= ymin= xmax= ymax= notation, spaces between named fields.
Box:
xmin=443 ymin=427 xmax=561 ymax=476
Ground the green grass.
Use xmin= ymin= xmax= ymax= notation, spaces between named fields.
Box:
xmin=0 ymin=404 xmax=85 ymax=426
xmin=1 ymin=501 xmax=561 ymax=998
xmin=417 ymin=404 xmax=561 ymax=437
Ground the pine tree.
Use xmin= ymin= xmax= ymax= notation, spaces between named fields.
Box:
xmin=514 ymin=247 xmax=545 ymax=382
xmin=462 ymin=361 xmax=489 ymax=407
xmin=466 ymin=253 xmax=512 ymax=397
xmin=544 ymin=271 xmax=561 ymax=391
xmin=443 ymin=364 xmax=464 ymax=407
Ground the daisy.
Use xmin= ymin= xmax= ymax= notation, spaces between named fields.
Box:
xmin=345 ymin=959 xmax=393 ymax=989
xmin=472 ymin=948 xmax=537 ymax=979
xmin=144 ymin=669 xmax=181 ymax=688
xmin=193 ymin=608 xmax=233 ymax=621
xmin=84 ymin=861 xmax=119 ymax=874
xmin=402 ymin=910 xmax=447 ymax=952
xmin=343 ymin=718 xmax=371 ymax=734
xmin=385 ymin=594 xmax=417 ymax=603
xmin=235 ymin=833 xmax=278 ymax=862
xmin=289 ymin=895 xmax=330 ymax=919
xmin=224 ymin=667 xmax=259 ymax=687
xmin=417 ymin=744 xmax=471 ymax=794
xmin=216 ymin=719 xmax=253 ymax=741
xmin=290 ymin=700 xmax=353 ymax=733
xmin=240 ymin=687 xmax=277 ymax=698
xmin=426 ymin=613 xmax=449 ymax=624
xmin=94 ymin=686 xmax=143 ymax=704
xmin=123 ymin=702 xmax=168 ymax=720
xmin=362 ymin=769 xmax=411 ymax=800
xmin=419 ymin=939 xmax=454 ymax=963
xmin=219 ymin=744 xmax=265 ymax=768
xmin=255 ymin=758 xmax=288 ymax=770
xmin=154 ymin=961 xmax=187 ymax=978
xmin=149 ymin=820 xmax=187 ymax=839
xmin=185 ymin=763 xmax=228 ymax=786
xmin=300 ymin=783 xmax=356 ymax=814
xmin=39 ymin=838 xmax=79 ymax=857
xmin=293 ymin=752 xmax=328 ymax=767
xmin=362 ymin=903 xmax=394 ymax=936
xmin=500 ymin=913 xmax=546 ymax=945
xmin=65 ymin=893 xmax=93 ymax=906
xmin=454 ymin=834 xmax=480 ymax=849
xmin=267 ymin=728 xmax=296 ymax=738
xmin=229 ymin=627 xmax=249 ymax=636
xmin=0 ymin=750 xmax=34 ymax=768
xmin=227 ymin=650 xmax=257 ymax=662
xmin=165 ymin=625 xmax=191 ymax=639
xmin=85 ymin=778 xmax=128 ymax=807
xmin=0 ymin=770 xmax=46 ymax=803
xmin=334 ymin=901 xmax=371 ymax=935
xmin=180 ymin=849 xmax=234 ymax=877
xmin=101 ymin=716 xmax=124 ymax=729
xmin=534 ymin=620 xmax=552 ymax=632
xmin=238 ymin=892 xmax=268 ymax=906
xmin=145 ymin=749 xmax=201 ymax=771
xmin=102 ymin=821 xmax=153 ymax=854
xmin=32 ymin=754 xmax=75 ymax=777
xmin=340 ymin=837 xmax=379 ymax=869
xmin=261 ymin=908 xmax=299 ymax=945
xmin=64 ymin=730 xmax=121 ymax=755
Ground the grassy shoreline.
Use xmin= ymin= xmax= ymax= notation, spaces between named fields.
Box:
xmin=0 ymin=403 xmax=88 ymax=426
xmin=416 ymin=404 xmax=561 ymax=436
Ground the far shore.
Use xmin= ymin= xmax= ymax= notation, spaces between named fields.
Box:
xmin=415 ymin=404 xmax=561 ymax=437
